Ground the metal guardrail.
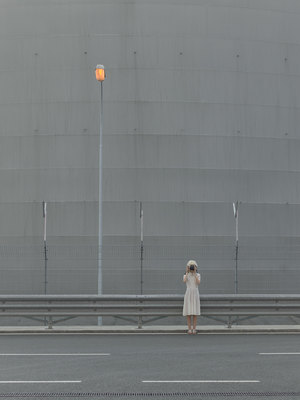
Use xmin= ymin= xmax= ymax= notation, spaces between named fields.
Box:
xmin=1 ymin=294 xmax=300 ymax=328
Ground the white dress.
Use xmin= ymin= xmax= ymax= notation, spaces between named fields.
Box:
xmin=183 ymin=272 xmax=201 ymax=316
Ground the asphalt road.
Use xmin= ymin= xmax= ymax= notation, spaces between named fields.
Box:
xmin=0 ymin=334 xmax=299 ymax=399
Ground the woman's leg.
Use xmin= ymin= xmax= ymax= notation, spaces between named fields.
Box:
xmin=192 ymin=315 xmax=197 ymax=330
xmin=186 ymin=315 xmax=192 ymax=331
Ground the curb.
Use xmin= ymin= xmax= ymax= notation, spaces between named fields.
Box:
xmin=0 ymin=325 xmax=300 ymax=334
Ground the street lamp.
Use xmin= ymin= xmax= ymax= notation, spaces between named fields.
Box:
xmin=95 ymin=65 xmax=105 ymax=82
xmin=95 ymin=65 xmax=105 ymax=324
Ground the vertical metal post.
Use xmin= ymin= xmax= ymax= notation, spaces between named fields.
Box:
xmin=235 ymin=239 xmax=238 ymax=294
xmin=140 ymin=202 xmax=144 ymax=295
xmin=43 ymin=201 xmax=48 ymax=295
xmin=138 ymin=202 xmax=144 ymax=329
xmin=233 ymin=202 xmax=239 ymax=294
xmin=48 ymin=316 xmax=53 ymax=330
xmin=43 ymin=201 xmax=48 ymax=327
xmin=227 ymin=315 xmax=232 ymax=329
xmin=138 ymin=315 xmax=143 ymax=329
xmin=98 ymin=81 xmax=104 ymax=326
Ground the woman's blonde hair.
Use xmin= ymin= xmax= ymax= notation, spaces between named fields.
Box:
xmin=187 ymin=260 xmax=198 ymax=268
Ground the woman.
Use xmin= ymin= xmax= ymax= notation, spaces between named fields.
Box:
xmin=183 ymin=260 xmax=201 ymax=334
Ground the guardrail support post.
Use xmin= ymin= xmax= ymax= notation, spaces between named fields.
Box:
xmin=47 ymin=317 xmax=53 ymax=329
xmin=138 ymin=316 xmax=143 ymax=329
xmin=227 ymin=316 xmax=232 ymax=328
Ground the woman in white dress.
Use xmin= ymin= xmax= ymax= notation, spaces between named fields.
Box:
xmin=183 ymin=260 xmax=201 ymax=334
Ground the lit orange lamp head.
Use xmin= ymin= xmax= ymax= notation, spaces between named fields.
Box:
xmin=95 ymin=65 xmax=105 ymax=82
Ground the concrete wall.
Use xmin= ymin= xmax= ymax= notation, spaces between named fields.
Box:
xmin=0 ymin=0 xmax=300 ymax=298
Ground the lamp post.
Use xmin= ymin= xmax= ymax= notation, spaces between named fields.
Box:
xmin=95 ymin=65 xmax=105 ymax=324
xmin=233 ymin=201 xmax=239 ymax=294
xmin=140 ymin=202 xmax=144 ymax=295
xmin=43 ymin=201 xmax=48 ymax=327
xmin=43 ymin=201 xmax=48 ymax=295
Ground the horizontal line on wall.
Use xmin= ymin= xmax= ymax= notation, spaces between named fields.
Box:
xmin=102 ymin=133 xmax=300 ymax=142
xmin=1 ymin=28 xmax=300 ymax=45
xmin=1 ymin=167 xmax=300 ymax=174
xmin=1 ymin=0 xmax=299 ymax=13
xmin=1 ymin=99 xmax=300 ymax=111
xmin=2 ymin=65 xmax=300 ymax=78
xmin=103 ymin=167 xmax=300 ymax=174
xmin=0 ymin=133 xmax=299 ymax=143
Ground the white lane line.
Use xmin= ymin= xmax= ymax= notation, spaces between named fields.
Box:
xmin=0 ymin=353 xmax=110 ymax=356
xmin=260 ymin=352 xmax=300 ymax=355
xmin=0 ymin=380 xmax=82 ymax=384
xmin=143 ymin=380 xmax=260 ymax=383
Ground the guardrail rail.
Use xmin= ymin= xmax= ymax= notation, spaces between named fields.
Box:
xmin=0 ymin=294 xmax=300 ymax=328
